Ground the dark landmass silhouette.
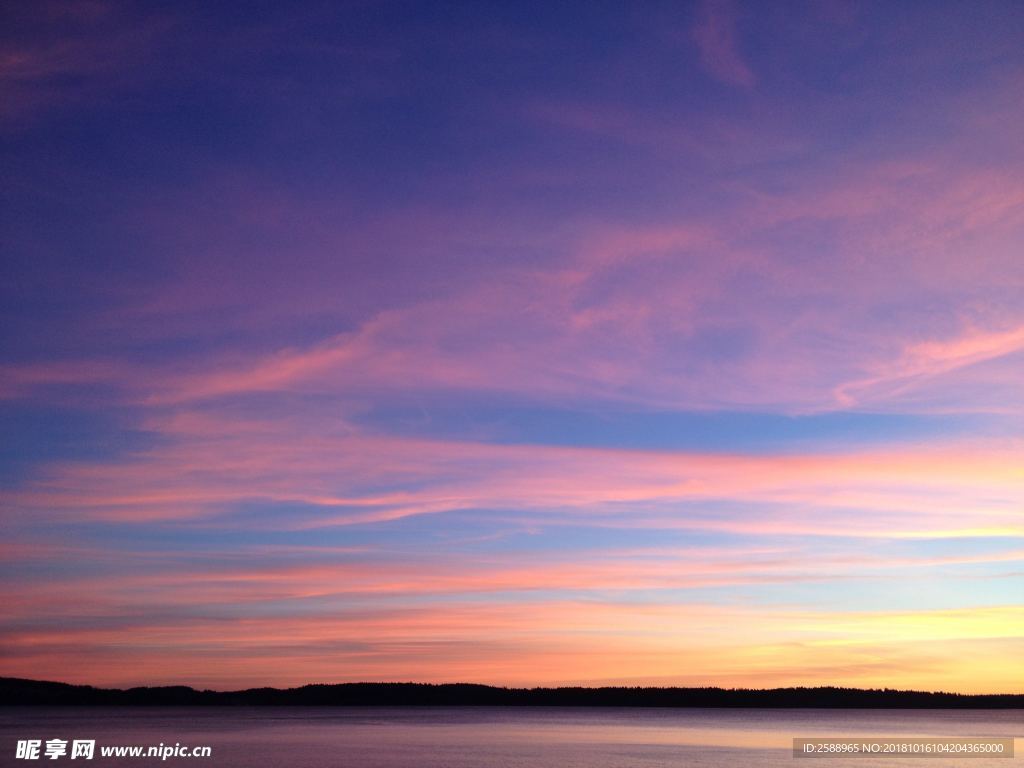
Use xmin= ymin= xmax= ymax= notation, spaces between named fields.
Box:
xmin=3 ymin=678 xmax=1022 ymax=708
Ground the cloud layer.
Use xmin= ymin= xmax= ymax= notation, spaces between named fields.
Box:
xmin=1 ymin=0 xmax=1023 ymax=691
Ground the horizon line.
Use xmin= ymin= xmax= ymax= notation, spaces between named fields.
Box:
xmin=4 ymin=684 xmax=1019 ymax=708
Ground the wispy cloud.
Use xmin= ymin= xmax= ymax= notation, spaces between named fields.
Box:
xmin=691 ymin=0 xmax=756 ymax=87
xmin=835 ymin=324 xmax=1024 ymax=408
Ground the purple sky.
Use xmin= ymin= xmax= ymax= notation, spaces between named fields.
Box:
xmin=1 ymin=0 xmax=1023 ymax=691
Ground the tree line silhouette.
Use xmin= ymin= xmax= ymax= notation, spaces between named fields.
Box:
xmin=5 ymin=677 xmax=1022 ymax=708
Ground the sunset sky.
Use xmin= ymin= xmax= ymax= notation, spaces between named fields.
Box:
xmin=1 ymin=0 xmax=1022 ymax=693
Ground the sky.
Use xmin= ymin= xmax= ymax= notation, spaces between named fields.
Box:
xmin=1 ymin=0 xmax=1022 ymax=693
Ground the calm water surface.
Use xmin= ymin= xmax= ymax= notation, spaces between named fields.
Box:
xmin=1 ymin=707 xmax=1020 ymax=767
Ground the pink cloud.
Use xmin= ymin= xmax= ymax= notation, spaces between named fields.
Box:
xmin=0 ymin=3 xmax=177 ymax=127
xmin=4 ymin=137 xmax=1022 ymax=418
xmin=691 ymin=0 xmax=756 ymax=87
xmin=6 ymin=403 xmax=1021 ymax=549
xmin=835 ymin=324 xmax=1024 ymax=408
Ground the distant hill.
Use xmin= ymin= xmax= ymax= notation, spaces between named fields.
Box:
xmin=3 ymin=678 xmax=1022 ymax=707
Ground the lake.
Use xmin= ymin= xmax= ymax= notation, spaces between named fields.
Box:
xmin=1 ymin=707 xmax=1020 ymax=767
